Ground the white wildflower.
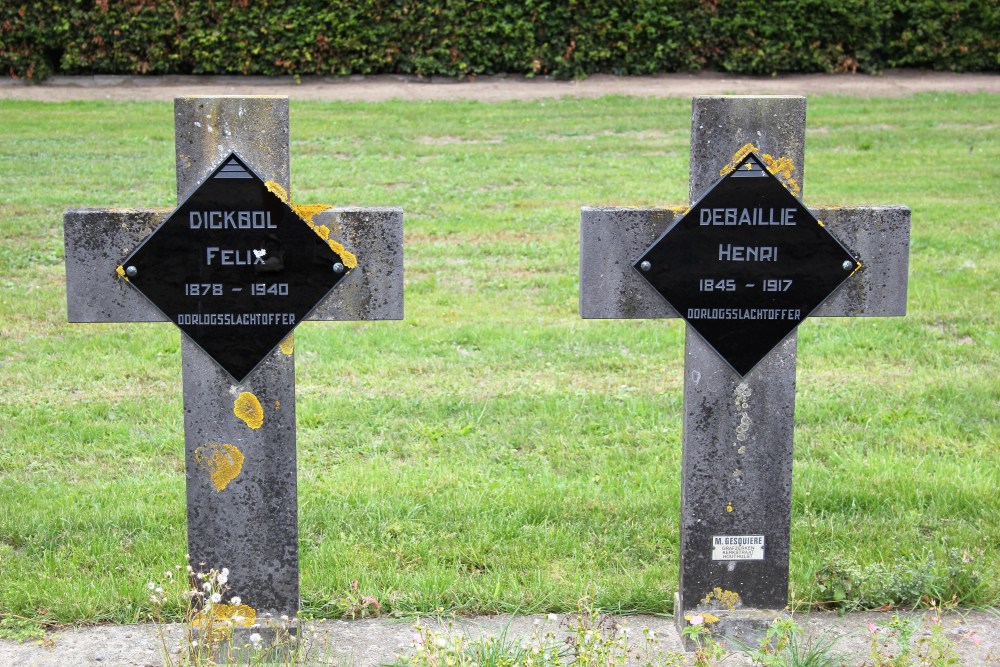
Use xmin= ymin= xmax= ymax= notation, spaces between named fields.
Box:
xmin=210 ymin=593 xmax=222 ymax=603
xmin=230 ymin=596 xmax=242 ymax=605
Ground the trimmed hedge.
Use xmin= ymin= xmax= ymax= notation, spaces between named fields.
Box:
xmin=2 ymin=0 xmax=998 ymax=81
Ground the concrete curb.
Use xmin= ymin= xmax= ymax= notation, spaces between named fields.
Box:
xmin=2 ymin=610 xmax=997 ymax=666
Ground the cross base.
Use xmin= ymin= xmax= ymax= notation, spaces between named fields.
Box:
xmin=674 ymin=592 xmax=785 ymax=651
xmin=189 ymin=622 xmax=298 ymax=663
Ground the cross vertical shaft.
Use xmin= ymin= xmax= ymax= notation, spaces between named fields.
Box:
xmin=177 ymin=96 xmax=299 ymax=616
xmin=678 ymin=97 xmax=806 ymax=625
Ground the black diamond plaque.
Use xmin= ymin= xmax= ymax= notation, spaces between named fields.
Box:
xmin=121 ymin=152 xmax=351 ymax=381
xmin=633 ymin=152 xmax=858 ymax=376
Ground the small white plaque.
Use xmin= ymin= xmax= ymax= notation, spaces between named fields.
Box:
xmin=711 ymin=535 xmax=765 ymax=561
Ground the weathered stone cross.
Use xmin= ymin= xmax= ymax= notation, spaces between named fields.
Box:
xmin=64 ymin=96 xmax=403 ymax=621
xmin=580 ymin=96 xmax=910 ymax=644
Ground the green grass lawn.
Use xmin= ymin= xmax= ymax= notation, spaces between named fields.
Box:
xmin=0 ymin=93 xmax=997 ymax=625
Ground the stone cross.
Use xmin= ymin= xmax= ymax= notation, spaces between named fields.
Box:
xmin=64 ymin=96 xmax=403 ymax=622
xmin=580 ymin=96 xmax=910 ymax=645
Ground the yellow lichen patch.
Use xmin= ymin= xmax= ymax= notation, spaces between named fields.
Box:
xmin=719 ymin=143 xmax=801 ymax=196
xmin=192 ymin=602 xmax=257 ymax=640
xmin=683 ymin=612 xmax=720 ymax=624
xmin=702 ymin=587 xmax=741 ymax=611
xmin=726 ymin=502 xmax=734 ymax=513
xmin=327 ymin=239 xmax=358 ymax=269
xmin=273 ymin=192 xmax=360 ymax=270
xmin=114 ymin=265 xmax=129 ymax=282
xmin=275 ymin=400 xmax=281 ymax=410
xmin=668 ymin=205 xmax=691 ymax=215
xmin=292 ymin=204 xmax=330 ymax=226
xmin=233 ymin=391 xmax=264 ymax=429
xmin=279 ymin=334 xmax=294 ymax=355
xmin=761 ymin=152 xmax=801 ymax=196
xmin=720 ymin=143 xmax=758 ymax=176
xmin=264 ymin=180 xmax=288 ymax=203
xmin=194 ymin=443 xmax=245 ymax=492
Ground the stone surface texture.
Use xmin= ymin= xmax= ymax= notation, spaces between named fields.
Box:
xmin=811 ymin=205 xmax=910 ymax=317
xmin=64 ymin=208 xmax=170 ymax=323
xmin=579 ymin=207 xmax=682 ymax=319
xmin=309 ymin=208 xmax=405 ymax=321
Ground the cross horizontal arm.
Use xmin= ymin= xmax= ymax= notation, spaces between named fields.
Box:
xmin=579 ymin=204 xmax=910 ymax=320
xmin=65 ymin=208 xmax=170 ymax=323
xmin=64 ymin=207 xmax=404 ymax=323
xmin=811 ymin=205 xmax=910 ymax=317
xmin=308 ymin=207 xmax=404 ymax=321
xmin=579 ymin=207 xmax=683 ymax=320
